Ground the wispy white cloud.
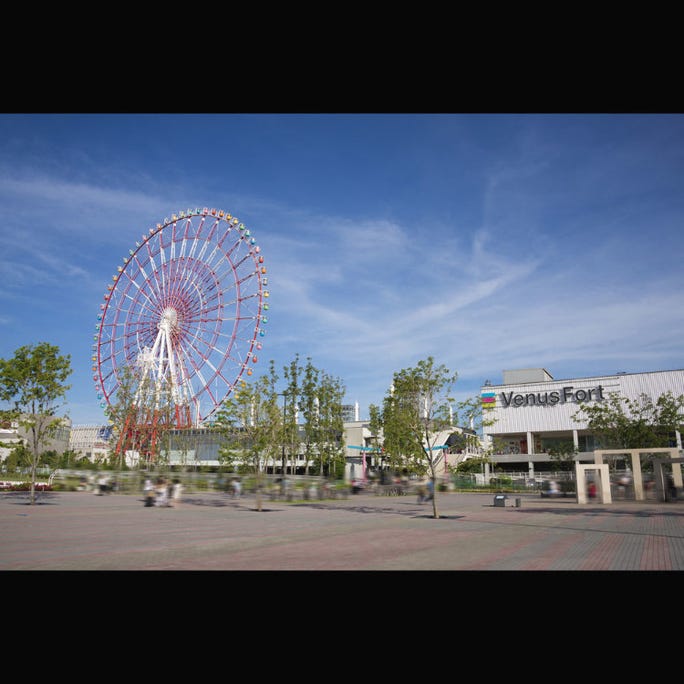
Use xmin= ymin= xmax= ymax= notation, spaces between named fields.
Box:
xmin=2 ymin=114 xmax=683 ymax=425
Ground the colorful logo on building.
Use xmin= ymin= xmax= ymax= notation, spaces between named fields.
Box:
xmin=481 ymin=391 xmax=496 ymax=409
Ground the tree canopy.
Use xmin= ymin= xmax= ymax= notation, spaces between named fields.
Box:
xmin=572 ymin=390 xmax=684 ymax=450
xmin=213 ymin=362 xmax=281 ymax=511
xmin=0 ymin=342 xmax=72 ymax=503
xmin=373 ymin=356 xmax=458 ymax=519
xmin=212 ymin=355 xmax=347 ymax=507
xmin=105 ymin=363 xmax=177 ymax=469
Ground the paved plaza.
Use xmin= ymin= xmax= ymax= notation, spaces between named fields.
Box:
xmin=2 ymin=489 xmax=684 ymax=570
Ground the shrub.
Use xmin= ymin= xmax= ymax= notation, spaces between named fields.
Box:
xmin=0 ymin=482 xmax=53 ymax=492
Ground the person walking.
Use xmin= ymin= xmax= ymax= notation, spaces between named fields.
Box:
xmin=155 ymin=477 xmax=168 ymax=507
xmin=166 ymin=479 xmax=174 ymax=506
xmin=171 ymin=478 xmax=184 ymax=507
xmin=587 ymin=480 xmax=597 ymax=501
xmin=232 ymin=478 xmax=242 ymax=499
xmin=96 ymin=473 xmax=109 ymax=496
xmin=425 ymin=477 xmax=434 ymax=502
xmin=143 ymin=478 xmax=155 ymax=507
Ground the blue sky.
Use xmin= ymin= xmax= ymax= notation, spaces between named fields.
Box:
xmin=1 ymin=113 xmax=683 ymax=426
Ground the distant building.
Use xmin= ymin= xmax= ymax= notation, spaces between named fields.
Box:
xmin=68 ymin=424 xmax=113 ymax=462
xmin=0 ymin=415 xmax=72 ymax=463
xmin=0 ymin=420 xmax=22 ymax=463
xmin=341 ymin=402 xmax=360 ymax=422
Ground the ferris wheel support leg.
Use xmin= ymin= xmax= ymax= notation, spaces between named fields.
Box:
xmin=114 ymin=412 xmax=135 ymax=460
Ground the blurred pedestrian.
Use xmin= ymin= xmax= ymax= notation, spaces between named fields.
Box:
xmin=172 ymin=478 xmax=184 ymax=507
xmin=232 ymin=478 xmax=241 ymax=499
xmin=666 ymin=473 xmax=677 ymax=501
xmin=618 ymin=473 xmax=631 ymax=498
xmin=96 ymin=473 xmax=109 ymax=496
xmin=143 ymin=478 xmax=155 ymax=507
xmin=425 ymin=478 xmax=434 ymax=502
xmin=587 ymin=480 xmax=597 ymax=501
xmin=155 ymin=477 xmax=168 ymax=507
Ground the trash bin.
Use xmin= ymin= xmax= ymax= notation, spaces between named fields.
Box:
xmin=494 ymin=494 xmax=507 ymax=507
xmin=515 ymin=497 xmax=521 ymax=508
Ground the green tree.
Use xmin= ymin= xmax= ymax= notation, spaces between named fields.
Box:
xmin=281 ymin=355 xmax=302 ymax=476
xmin=547 ymin=440 xmax=578 ymax=471
xmin=300 ymin=357 xmax=319 ymax=475
xmin=40 ymin=449 xmax=60 ymax=469
xmin=455 ymin=395 xmax=497 ymax=449
xmin=365 ymin=404 xmax=384 ymax=472
xmin=0 ymin=343 xmax=72 ymax=504
xmin=300 ymin=360 xmax=346 ymax=478
xmin=105 ymin=362 xmax=176 ymax=470
xmin=2 ymin=441 xmax=32 ymax=472
xmin=572 ymin=391 xmax=684 ymax=450
xmin=58 ymin=449 xmax=81 ymax=469
xmin=455 ymin=456 xmax=491 ymax=475
xmin=375 ymin=356 xmax=458 ymax=519
xmin=281 ymin=354 xmax=346 ymax=479
xmin=213 ymin=363 xmax=281 ymax=511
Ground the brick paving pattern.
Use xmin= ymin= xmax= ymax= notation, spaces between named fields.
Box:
xmin=2 ymin=490 xmax=684 ymax=570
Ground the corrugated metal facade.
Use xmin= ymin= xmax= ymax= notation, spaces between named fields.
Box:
xmin=482 ymin=369 xmax=684 ymax=437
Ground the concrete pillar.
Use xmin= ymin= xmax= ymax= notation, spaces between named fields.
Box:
xmin=672 ymin=453 xmax=684 ymax=488
xmin=631 ymin=452 xmax=644 ymax=501
xmin=654 ymin=460 xmax=666 ymax=501
xmin=572 ymin=429 xmax=579 ymax=451
xmin=598 ymin=466 xmax=612 ymax=503
xmin=527 ymin=431 xmax=533 ymax=455
xmin=576 ymin=463 xmax=586 ymax=504
xmin=576 ymin=463 xmax=611 ymax=504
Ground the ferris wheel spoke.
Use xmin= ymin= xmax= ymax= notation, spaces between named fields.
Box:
xmin=143 ymin=242 xmax=166 ymax=303
xmin=204 ymin=241 xmax=227 ymax=269
xmin=168 ymin=221 xmax=176 ymax=261
xmin=194 ymin=219 xmax=219 ymax=264
xmin=119 ymin=288 xmax=158 ymax=320
xmin=186 ymin=219 xmax=205 ymax=261
xmin=123 ymin=279 xmax=157 ymax=314
xmin=157 ymin=237 xmax=168 ymax=297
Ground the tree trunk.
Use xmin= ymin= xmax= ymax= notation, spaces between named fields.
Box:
xmin=30 ymin=458 xmax=37 ymax=505
xmin=430 ymin=470 xmax=439 ymax=518
xmin=256 ymin=470 xmax=263 ymax=511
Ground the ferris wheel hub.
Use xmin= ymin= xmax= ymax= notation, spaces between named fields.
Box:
xmin=160 ymin=307 xmax=179 ymax=332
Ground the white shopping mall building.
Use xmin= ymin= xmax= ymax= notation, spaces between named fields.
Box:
xmin=480 ymin=368 xmax=684 ymax=476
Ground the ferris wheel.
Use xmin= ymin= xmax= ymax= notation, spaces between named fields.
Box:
xmin=93 ymin=207 xmax=269 ymax=429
